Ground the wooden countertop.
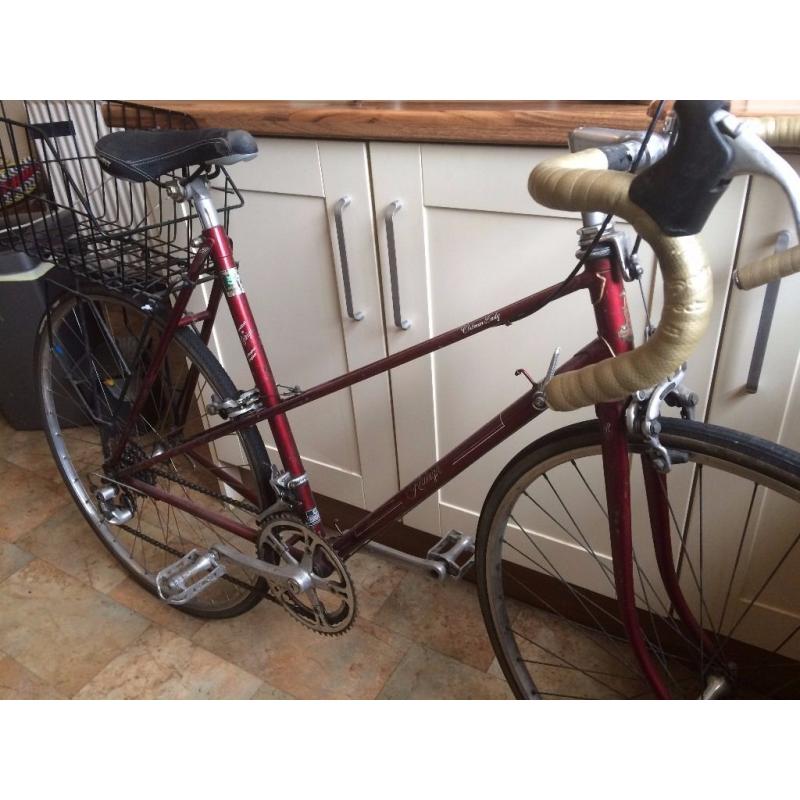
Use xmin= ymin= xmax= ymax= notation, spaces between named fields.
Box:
xmin=129 ymin=100 xmax=800 ymax=147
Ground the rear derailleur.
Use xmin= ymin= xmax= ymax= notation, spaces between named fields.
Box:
xmin=625 ymin=364 xmax=698 ymax=473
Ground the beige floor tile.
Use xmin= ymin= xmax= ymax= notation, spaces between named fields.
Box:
xmin=373 ymin=571 xmax=496 ymax=671
xmin=17 ymin=506 xmax=127 ymax=594
xmin=354 ymin=616 xmax=415 ymax=658
xmin=379 ymin=644 xmax=513 ymax=699
xmin=250 ymin=682 xmax=294 ymax=700
xmin=193 ymin=600 xmax=407 ymax=699
xmin=506 ymin=602 xmax=648 ymax=699
xmin=0 ymin=559 xmax=151 ymax=697
xmin=0 ymin=459 xmax=69 ymax=543
xmin=487 ymin=657 xmax=505 ymax=681
xmin=0 ymin=539 xmax=34 ymax=582
xmin=75 ymin=626 xmax=262 ymax=699
xmin=0 ymin=410 xmax=656 ymax=702
xmin=0 ymin=651 xmax=64 ymax=699
xmin=108 ymin=578 xmax=206 ymax=640
xmin=345 ymin=550 xmax=408 ymax=621
xmin=2 ymin=427 xmax=62 ymax=483
xmin=1 ymin=422 xmax=104 ymax=485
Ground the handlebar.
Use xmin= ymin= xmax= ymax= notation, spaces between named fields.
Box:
xmin=529 ymin=146 xmax=712 ymax=412
xmin=732 ymin=115 xmax=800 ymax=289
xmin=529 ymin=102 xmax=800 ymax=412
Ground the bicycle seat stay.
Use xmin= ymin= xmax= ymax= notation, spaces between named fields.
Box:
xmin=95 ymin=127 xmax=258 ymax=182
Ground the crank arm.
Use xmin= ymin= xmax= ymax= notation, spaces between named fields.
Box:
xmin=212 ymin=542 xmax=313 ymax=594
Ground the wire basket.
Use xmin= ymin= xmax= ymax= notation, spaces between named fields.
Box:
xmin=0 ymin=100 xmax=244 ymax=298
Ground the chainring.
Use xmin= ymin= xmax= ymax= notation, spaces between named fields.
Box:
xmin=257 ymin=513 xmax=356 ymax=636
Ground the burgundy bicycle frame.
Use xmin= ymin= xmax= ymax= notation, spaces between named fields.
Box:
xmin=109 ymin=222 xmax=705 ymax=698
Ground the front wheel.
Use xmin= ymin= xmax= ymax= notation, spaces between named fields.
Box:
xmin=476 ymin=418 xmax=800 ymax=699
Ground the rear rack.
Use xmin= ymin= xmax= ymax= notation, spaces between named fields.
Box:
xmin=0 ymin=100 xmax=244 ymax=299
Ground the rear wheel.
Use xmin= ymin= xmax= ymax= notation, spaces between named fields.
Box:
xmin=35 ymin=285 xmax=274 ymax=618
xmin=476 ymin=419 xmax=800 ymax=699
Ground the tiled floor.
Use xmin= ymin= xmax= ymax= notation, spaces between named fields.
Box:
xmin=0 ymin=414 xmax=515 ymax=699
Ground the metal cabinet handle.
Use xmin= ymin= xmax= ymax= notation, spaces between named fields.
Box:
xmin=745 ymin=229 xmax=790 ymax=393
xmin=333 ymin=196 xmax=364 ymax=321
xmin=384 ymin=200 xmax=411 ymax=330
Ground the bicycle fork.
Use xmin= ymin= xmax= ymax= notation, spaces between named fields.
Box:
xmin=589 ymin=244 xmax=712 ymax=699
xmin=584 ymin=249 xmax=670 ymax=697
xmin=597 ymin=403 xmax=671 ymax=698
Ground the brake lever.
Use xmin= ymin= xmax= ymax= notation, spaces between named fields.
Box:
xmin=715 ymin=110 xmax=800 ymax=243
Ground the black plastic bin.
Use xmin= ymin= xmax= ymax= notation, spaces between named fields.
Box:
xmin=0 ymin=249 xmax=75 ymax=430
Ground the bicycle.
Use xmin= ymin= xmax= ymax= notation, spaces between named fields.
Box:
xmin=2 ymin=99 xmax=800 ymax=699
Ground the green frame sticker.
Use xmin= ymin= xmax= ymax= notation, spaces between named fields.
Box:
xmin=221 ymin=268 xmax=244 ymax=297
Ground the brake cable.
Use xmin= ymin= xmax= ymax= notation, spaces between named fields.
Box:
xmin=546 ymin=100 xmax=668 ymax=309
xmin=629 ymin=101 xmax=678 ymax=338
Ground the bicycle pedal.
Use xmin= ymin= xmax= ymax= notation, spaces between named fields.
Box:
xmin=426 ymin=530 xmax=475 ymax=578
xmin=155 ymin=549 xmax=226 ymax=605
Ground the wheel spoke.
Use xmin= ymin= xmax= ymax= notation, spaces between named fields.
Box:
xmin=718 ymin=483 xmax=758 ymax=634
xmin=504 ymin=528 xmax=642 ymax=678
xmin=522 ymin=489 xmax=616 ymax=592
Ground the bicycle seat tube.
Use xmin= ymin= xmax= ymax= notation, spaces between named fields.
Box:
xmin=184 ymin=177 xmax=323 ymax=532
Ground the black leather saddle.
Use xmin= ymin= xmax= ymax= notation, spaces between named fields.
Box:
xmin=95 ymin=128 xmax=258 ymax=182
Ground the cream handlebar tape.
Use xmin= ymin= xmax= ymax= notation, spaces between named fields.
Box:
xmin=528 ymin=149 xmax=713 ymax=412
xmin=736 ymin=243 xmax=800 ymax=290
xmin=735 ymin=116 xmax=800 ymax=290
xmin=750 ymin=116 xmax=800 ymax=149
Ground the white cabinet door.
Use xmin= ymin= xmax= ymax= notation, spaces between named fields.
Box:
xmin=369 ymin=140 xmax=748 ymax=572
xmin=204 ymin=139 xmax=398 ymax=510
xmin=702 ymin=156 xmax=800 ymax=653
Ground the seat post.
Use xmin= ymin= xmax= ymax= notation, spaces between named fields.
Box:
xmin=183 ymin=177 xmax=221 ymax=230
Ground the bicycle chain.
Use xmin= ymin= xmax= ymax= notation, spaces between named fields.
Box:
xmin=115 ymin=465 xmax=356 ymax=630
xmin=146 ymin=465 xmax=260 ymax=515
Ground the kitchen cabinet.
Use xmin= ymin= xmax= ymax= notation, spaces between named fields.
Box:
xmin=202 ymin=138 xmax=398 ymax=510
xmin=369 ymin=141 xmax=748 ymax=552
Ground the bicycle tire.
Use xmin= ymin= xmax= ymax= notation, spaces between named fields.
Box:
xmin=476 ymin=418 xmax=800 ymax=699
